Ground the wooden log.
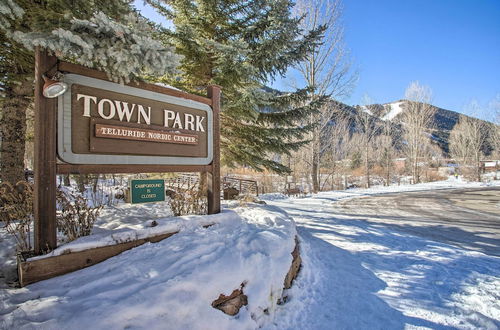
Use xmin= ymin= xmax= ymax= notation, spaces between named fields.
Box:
xmin=18 ymin=231 xmax=176 ymax=286
xmin=34 ymin=49 xmax=57 ymax=254
xmin=18 ymin=224 xmax=212 ymax=287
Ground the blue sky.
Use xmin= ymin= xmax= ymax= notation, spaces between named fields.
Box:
xmin=134 ymin=0 xmax=500 ymax=120
xmin=339 ymin=0 xmax=500 ymax=119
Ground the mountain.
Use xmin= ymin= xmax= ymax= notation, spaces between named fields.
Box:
xmin=353 ymin=100 xmax=494 ymax=155
xmin=261 ymin=86 xmax=494 ymax=157
xmin=322 ymin=99 xmax=495 ymax=156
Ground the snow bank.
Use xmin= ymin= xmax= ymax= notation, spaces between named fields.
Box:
xmin=311 ymin=177 xmax=500 ymax=203
xmin=1 ymin=203 xmax=298 ymax=329
xmin=259 ymin=193 xmax=289 ymax=201
xmin=29 ymin=209 xmax=231 ymax=261
xmin=0 ymin=227 xmax=18 ymax=289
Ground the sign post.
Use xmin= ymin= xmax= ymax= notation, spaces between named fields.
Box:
xmin=33 ymin=48 xmax=57 ymax=254
xmin=32 ymin=49 xmax=221 ymax=254
xmin=207 ymin=85 xmax=221 ymax=215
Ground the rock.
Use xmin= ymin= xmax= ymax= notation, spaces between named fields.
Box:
xmin=211 ymin=237 xmax=301 ymax=316
xmin=284 ymin=236 xmax=301 ymax=289
xmin=212 ymin=284 xmax=248 ymax=316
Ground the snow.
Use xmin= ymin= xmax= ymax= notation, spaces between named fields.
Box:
xmin=153 ymin=82 xmax=181 ymax=91
xmin=0 ymin=227 xmax=18 ymax=288
xmin=1 ymin=178 xmax=499 ymax=329
xmin=261 ymin=176 xmax=498 ymax=203
xmin=29 ymin=208 xmax=232 ymax=261
xmin=265 ymin=179 xmax=500 ymax=329
xmin=360 ymin=105 xmax=372 ymax=115
xmin=485 ymin=161 xmax=498 ymax=167
xmin=258 ymin=193 xmax=289 ymax=201
xmin=382 ymin=101 xmax=404 ymax=121
xmin=1 ymin=204 xmax=297 ymax=329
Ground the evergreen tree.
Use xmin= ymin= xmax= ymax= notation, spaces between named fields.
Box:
xmin=350 ymin=150 xmax=361 ymax=170
xmin=148 ymin=0 xmax=327 ymax=173
xmin=0 ymin=0 xmax=179 ymax=184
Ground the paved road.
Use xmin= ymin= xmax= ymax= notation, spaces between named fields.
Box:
xmin=334 ymin=187 xmax=500 ymax=256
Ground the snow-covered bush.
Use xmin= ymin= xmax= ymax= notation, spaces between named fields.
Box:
xmin=13 ymin=11 xmax=179 ymax=83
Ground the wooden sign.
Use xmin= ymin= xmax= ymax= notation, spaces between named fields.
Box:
xmin=33 ymin=49 xmax=221 ymax=255
xmin=57 ymin=75 xmax=213 ymax=165
xmin=130 ymin=179 xmax=165 ymax=204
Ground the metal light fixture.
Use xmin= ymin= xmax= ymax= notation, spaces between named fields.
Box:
xmin=42 ymin=74 xmax=68 ymax=98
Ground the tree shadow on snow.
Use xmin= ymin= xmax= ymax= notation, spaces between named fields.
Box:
xmin=331 ymin=211 xmax=500 ymax=257
xmin=296 ymin=211 xmax=500 ymax=329
xmin=294 ymin=228 xmax=456 ymax=330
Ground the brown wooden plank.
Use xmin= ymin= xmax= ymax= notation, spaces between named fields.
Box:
xmin=94 ymin=123 xmax=199 ymax=145
xmin=56 ymin=163 xmax=211 ymax=174
xmin=18 ymin=223 xmax=215 ymax=286
xmin=34 ymin=49 xmax=57 ymax=254
xmin=88 ymin=118 xmax=206 ymax=157
xmin=57 ymin=61 xmax=212 ymax=105
xmin=18 ymin=231 xmax=177 ymax=286
xmin=207 ymin=85 xmax=221 ymax=214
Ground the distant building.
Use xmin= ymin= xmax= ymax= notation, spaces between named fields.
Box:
xmin=481 ymin=160 xmax=499 ymax=173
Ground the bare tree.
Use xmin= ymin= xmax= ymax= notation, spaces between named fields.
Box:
xmin=489 ymin=95 xmax=500 ymax=160
xmin=450 ymin=103 xmax=487 ymax=182
xmin=400 ymin=82 xmax=436 ymax=184
xmin=355 ymin=98 xmax=380 ymax=188
xmin=449 ymin=119 xmax=470 ymax=166
xmin=492 ymin=96 xmax=500 ymax=178
xmin=294 ymin=0 xmax=356 ymax=193
xmin=376 ymin=119 xmax=396 ymax=186
xmin=320 ymin=108 xmax=351 ymax=190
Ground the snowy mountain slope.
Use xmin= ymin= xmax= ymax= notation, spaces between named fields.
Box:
xmin=375 ymin=100 xmax=492 ymax=154
xmin=328 ymin=99 xmax=495 ymax=155
xmin=381 ymin=101 xmax=404 ymax=121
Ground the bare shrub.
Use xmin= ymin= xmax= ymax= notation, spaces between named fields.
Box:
xmin=457 ymin=166 xmax=480 ymax=182
xmin=56 ymin=190 xmax=103 ymax=242
xmin=236 ymin=194 xmax=266 ymax=207
xmin=167 ymin=181 xmax=207 ymax=216
xmin=349 ymin=167 xmax=365 ymax=178
xmin=425 ymin=170 xmax=447 ymax=182
xmin=0 ymin=182 xmax=33 ymax=252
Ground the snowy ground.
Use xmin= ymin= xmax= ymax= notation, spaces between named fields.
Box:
xmin=1 ymin=178 xmax=499 ymax=329
xmin=1 ymin=205 xmax=297 ymax=329
xmin=266 ymin=179 xmax=500 ymax=329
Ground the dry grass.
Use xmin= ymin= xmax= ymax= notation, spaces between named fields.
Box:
xmin=56 ymin=190 xmax=103 ymax=243
xmin=0 ymin=182 xmax=34 ymax=252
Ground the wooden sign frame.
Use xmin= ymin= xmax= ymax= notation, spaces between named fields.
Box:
xmin=33 ymin=49 xmax=221 ymax=254
xmin=58 ymin=73 xmax=213 ymax=164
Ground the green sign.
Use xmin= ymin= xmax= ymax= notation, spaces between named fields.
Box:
xmin=130 ymin=179 xmax=165 ymax=204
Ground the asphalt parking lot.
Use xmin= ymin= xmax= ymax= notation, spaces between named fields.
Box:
xmin=335 ymin=187 xmax=500 ymax=256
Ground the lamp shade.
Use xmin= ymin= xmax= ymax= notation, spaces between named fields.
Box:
xmin=42 ymin=77 xmax=68 ymax=98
